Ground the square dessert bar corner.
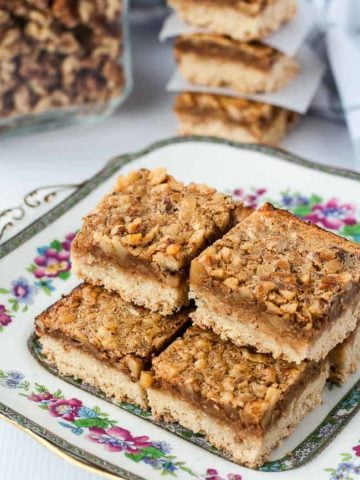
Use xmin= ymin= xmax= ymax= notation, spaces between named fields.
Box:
xmin=35 ymin=283 xmax=190 ymax=409
xmin=190 ymin=203 xmax=360 ymax=363
xmin=71 ymin=168 xmax=240 ymax=314
xmin=147 ymin=326 xmax=328 ymax=467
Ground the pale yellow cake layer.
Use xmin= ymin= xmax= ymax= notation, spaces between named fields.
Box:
xmin=148 ymin=362 xmax=327 ymax=467
xmin=40 ymin=335 xmax=148 ymax=409
xmin=176 ymin=51 xmax=299 ymax=94
xmin=329 ymin=322 xmax=360 ymax=383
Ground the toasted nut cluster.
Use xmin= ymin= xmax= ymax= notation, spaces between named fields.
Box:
xmin=151 ymin=326 xmax=315 ymax=429
xmin=174 ymin=92 xmax=297 ymax=139
xmin=74 ymin=168 xmax=238 ymax=273
xmin=192 ymin=203 xmax=360 ymax=335
xmin=0 ymin=0 xmax=124 ymax=119
xmin=175 ymin=34 xmax=282 ymax=71
xmin=35 ymin=283 xmax=190 ymax=380
xmin=139 ymin=371 xmax=154 ymax=388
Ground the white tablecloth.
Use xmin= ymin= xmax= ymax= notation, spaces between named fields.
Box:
xmin=0 ymin=19 xmax=357 ymax=480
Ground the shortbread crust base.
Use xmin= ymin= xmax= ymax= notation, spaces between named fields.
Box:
xmin=329 ymin=323 xmax=360 ymax=384
xmin=190 ymin=292 xmax=360 ymax=363
xmin=169 ymin=0 xmax=297 ymax=42
xmin=39 ymin=335 xmax=148 ymax=409
xmin=72 ymin=252 xmax=188 ymax=315
xmin=177 ymin=53 xmax=299 ymax=94
xmin=148 ymin=363 xmax=327 ymax=467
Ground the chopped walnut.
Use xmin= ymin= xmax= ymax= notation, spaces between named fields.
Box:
xmin=74 ymin=168 xmax=238 ymax=275
xmin=0 ymin=0 xmax=124 ymax=121
xmin=151 ymin=327 xmax=315 ymax=429
xmin=192 ymin=203 xmax=360 ymax=336
xmin=35 ymin=283 xmax=190 ymax=378
xmin=139 ymin=371 xmax=154 ymax=388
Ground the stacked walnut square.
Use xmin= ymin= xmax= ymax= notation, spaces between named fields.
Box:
xmin=35 ymin=169 xmax=242 ymax=415
xmin=148 ymin=200 xmax=360 ymax=466
xmin=34 ymin=168 xmax=360 ymax=468
xmin=0 ymin=0 xmax=124 ymax=120
xmin=165 ymin=0 xmax=302 ymax=145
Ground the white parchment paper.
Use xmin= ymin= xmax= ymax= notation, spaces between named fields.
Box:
xmin=159 ymin=0 xmax=316 ymax=57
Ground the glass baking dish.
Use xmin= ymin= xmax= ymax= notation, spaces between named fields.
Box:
xmin=129 ymin=0 xmax=167 ymax=23
xmin=0 ymin=0 xmax=132 ymax=133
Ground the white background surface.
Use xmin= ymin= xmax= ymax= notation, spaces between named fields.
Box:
xmin=0 ymin=17 xmax=358 ymax=480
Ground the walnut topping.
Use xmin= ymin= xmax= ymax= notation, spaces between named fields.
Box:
xmin=35 ymin=284 xmax=190 ymax=374
xmin=126 ymin=218 xmax=142 ymax=233
xmin=324 ymin=259 xmax=342 ymax=273
xmin=149 ymin=167 xmax=167 ymax=186
xmin=192 ymin=203 xmax=360 ymax=335
xmin=279 ymin=289 xmax=296 ymax=300
xmin=166 ymin=243 xmax=181 ymax=256
xmin=308 ymin=300 xmax=324 ymax=318
xmin=60 ymin=312 xmax=76 ymax=324
xmin=265 ymin=301 xmax=282 ymax=315
xmin=98 ymin=234 xmax=114 ymax=255
xmin=75 ymin=168 xmax=237 ymax=273
xmin=126 ymin=356 xmax=143 ymax=379
xmin=281 ymin=302 xmax=298 ymax=314
xmin=152 ymin=327 xmax=310 ymax=429
xmin=123 ymin=233 xmax=143 ymax=246
xmin=152 ymin=252 xmax=180 ymax=272
xmin=223 ymin=277 xmax=239 ymax=289
xmin=238 ymin=286 xmax=254 ymax=301
xmin=264 ymin=386 xmax=281 ymax=405
xmin=139 ymin=371 xmax=154 ymax=388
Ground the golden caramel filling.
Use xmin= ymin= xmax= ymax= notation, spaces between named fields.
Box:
xmin=175 ymin=34 xmax=281 ymax=70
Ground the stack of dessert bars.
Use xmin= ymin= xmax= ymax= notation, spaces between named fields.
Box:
xmin=168 ymin=0 xmax=301 ymax=145
xmin=35 ymin=168 xmax=360 ymax=468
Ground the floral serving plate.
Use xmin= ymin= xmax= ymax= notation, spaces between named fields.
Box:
xmin=0 ymin=137 xmax=359 ymax=480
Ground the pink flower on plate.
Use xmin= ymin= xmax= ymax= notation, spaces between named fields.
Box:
xmin=86 ymin=426 xmax=151 ymax=453
xmin=33 ymin=248 xmax=71 ymax=279
xmin=232 ymin=188 xmax=267 ymax=209
xmin=227 ymin=474 xmax=242 ymax=480
xmin=62 ymin=232 xmax=76 ymax=251
xmin=205 ymin=469 xmax=222 ymax=480
xmin=0 ymin=305 xmax=12 ymax=326
xmin=48 ymin=398 xmax=82 ymax=421
xmin=204 ymin=469 xmax=242 ymax=480
xmin=28 ymin=392 xmax=54 ymax=402
xmin=305 ymin=198 xmax=357 ymax=231
xmin=353 ymin=445 xmax=360 ymax=456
